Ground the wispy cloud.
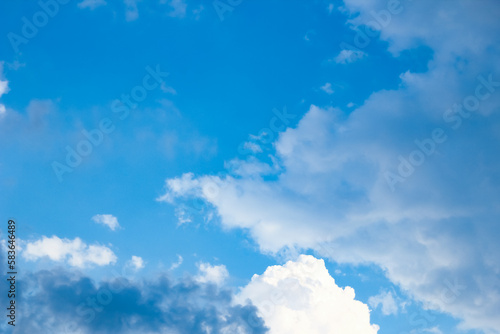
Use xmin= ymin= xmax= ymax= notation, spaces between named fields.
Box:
xmin=92 ymin=214 xmax=120 ymax=231
xmin=77 ymin=0 xmax=107 ymax=10
xmin=332 ymin=49 xmax=367 ymax=64
xmin=368 ymin=290 xmax=399 ymax=316
xmin=170 ymin=254 xmax=183 ymax=270
xmin=320 ymin=82 xmax=334 ymax=94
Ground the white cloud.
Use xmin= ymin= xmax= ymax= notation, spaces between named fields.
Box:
xmin=342 ymin=0 xmax=500 ymax=57
xmin=333 ymin=49 xmax=367 ymax=64
xmin=170 ymin=254 xmax=183 ymax=270
xmin=174 ymin=208 xmax=192 ymax=225
xmin=195 ymin=262 xmax=229 ymax=285
xmin=236 ymin=255 xmax=379 ymax=334
xmin=92 ymin=214 xmax=120 ymax=231
xmin=23 ymin=235 xmax=117 ymax=267
xmin=159 ymin=1 xmax=500 ymax=333
xmin=126 ymin=255 xmax=145 ymax=271
xmin=242 ymin=141 xmax=263 ymax=153
xmin=0 ymin=79 xmax=8 ymax=98
xmin=0 ymin=62 xmax=9 ymax=117
xmin=368 ymin=290 xmax=399 ymax=315
xmin=320 ymin=82 xmax=334 ymax=94
xmin=77 ymin=0 xmax=107 ymax=10
xmin=157 ymin=172 xmax=200 ymax=203
xmin=422 ymin=327 xmax=443 ymax=334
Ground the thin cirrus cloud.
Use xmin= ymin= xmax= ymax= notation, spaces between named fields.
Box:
xmin=92 ymin=214 xmax=120 ymax=231
xmin=159 ymin=0 xmax=500 ymax=332
xmin=77 ymin=0 xmax=107 ymax=10
xmin=23 ymin=235 xmax=117 ymax=268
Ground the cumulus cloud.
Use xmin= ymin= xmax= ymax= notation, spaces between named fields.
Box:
xmin=368 ymin=290 xmax=399 ymax=316
xmin=159 ymin=1 xmax=500 ymax=332
xmin=195 ymin=262 xmax=229 ymax=285
xmin=236 ymin=255 xmax=379 ymax=334
xmin=92 ymin=214 xmax=120 ymax=231
xmin=126 ymin=255 xmax=145 ymax=271
xmin=0 ymin=266 xmax=268 ymax=334
xmin=23 ymin=235 xmax=117 ymax=268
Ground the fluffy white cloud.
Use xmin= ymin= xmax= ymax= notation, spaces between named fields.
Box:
xmin=92 ymin=214 xmax=120 ymax=231
xmin=126 ymin=255 xmax=145 ymax=270
xmin=23 ymin=235 xmax=117 ymax=267
xmin=368 ymin=290 xmax=399 ymax=316
xmin=236 ymin=255 xmax=379 ymax=334
xmin=195 ymin=262 xmax=229 ymax=285
xmin=159 ymin=1 xmax=500 ymax=332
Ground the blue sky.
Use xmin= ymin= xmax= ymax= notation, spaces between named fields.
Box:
xmin=1 ymin=0 xmax=499 ymax=333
